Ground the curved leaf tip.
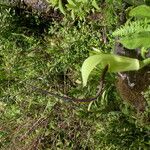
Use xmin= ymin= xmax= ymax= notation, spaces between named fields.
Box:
xmin=81 ymin=55 xmax=103 ymax=86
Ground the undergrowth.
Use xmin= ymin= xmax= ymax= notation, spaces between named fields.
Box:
xmin=0 ymin=1 xmax=150 ymax=150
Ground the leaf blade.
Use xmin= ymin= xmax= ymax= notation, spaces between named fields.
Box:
xmin=129 ymin=5 xmax=150 ymax=18
xmin=119 ymin=32 xmax=150 ymax=49
xmin=81 ymin=54 xmax=140 ymax=86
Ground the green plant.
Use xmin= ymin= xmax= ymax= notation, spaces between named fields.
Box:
xmin=82 ymin=52 xmax=150 ymax=86
xmin=47 ymin=0 xmax=100 ymax=20
xmin=81 ymin=5 xmax=150 ymax=86
xmin=1 ymin=2 xmax=150 ymax=149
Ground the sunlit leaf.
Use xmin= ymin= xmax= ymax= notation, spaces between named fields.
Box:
xmin=81 ymin=54 xmax=140 ymax=86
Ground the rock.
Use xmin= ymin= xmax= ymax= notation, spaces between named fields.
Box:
xmin=1 ymin=0 xmax=50 ymax=12
xmin=21 ymin=0 xmax=51 ymax=13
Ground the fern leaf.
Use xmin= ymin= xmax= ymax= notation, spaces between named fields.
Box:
xmin=113 ymin=19 xmax=150 ymax=37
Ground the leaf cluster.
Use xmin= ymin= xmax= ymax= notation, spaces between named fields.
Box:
xmin=47 ymin=0 xmax=101 ymax=20
xmin=113 ymin=5 xmax=150 ymax=50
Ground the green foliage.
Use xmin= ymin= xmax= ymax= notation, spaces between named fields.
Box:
xmin=93 ymin=112 xmax=150 ymax=150
xmin=120 ymin=31 xmax=150 ymax=49
xmin=0 ymin=5 xmax=110 ymax=149
xmin=47 ymin=0 xmax=101 ymax=20
xmin=81 ymin=53 xmax=140 ymax=86
xmin=0 ymin=1 xmax=150 ymax=150
xmin=47 ymin=21 xmax=103 ymax=74
xmin=66 ymin=0 xmax=100 ymax=20
xmin=47 ymin=0 xmax=122 ymax=29
xmin=113 ymin=5 xmax=150 ymax=51
xmin=129 ymin=4 xmax=150 ymax=17
xmin=81 ymin=5 xmax=150 ymax=87
xmin=113 ymin=19 xmax=150 ymax=37
xmin=81 ymin=4 xmax=150 ymax=86
xmin=81 ymin=52 xmax=150 ymax=86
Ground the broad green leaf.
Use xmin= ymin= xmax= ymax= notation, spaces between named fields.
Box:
xmin=119 ymin=32 xmax=150 ymax=49
xmin=81 ymin=54 xmax=140 ymax=86
xmin=129 ymin=5 xmax=150 ymax=18
xmin=59 ymin=0 xmax=66 ymax=15
xmin=81 ymin=55 xmax=105 ymax=87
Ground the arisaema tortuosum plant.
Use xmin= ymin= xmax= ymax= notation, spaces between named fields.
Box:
xmin=81 ymin=5 xmax=150 ymax=86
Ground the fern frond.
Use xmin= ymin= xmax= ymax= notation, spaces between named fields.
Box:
xmin=113 ymin=19 xmax=150 ymax=37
